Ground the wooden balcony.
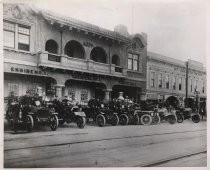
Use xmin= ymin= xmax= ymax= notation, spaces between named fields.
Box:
xmin=38 ymin=52 xmax=126 ymax=77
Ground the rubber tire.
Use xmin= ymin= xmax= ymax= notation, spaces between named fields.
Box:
xmin=192 ymin=115 xmax=200 ymax=123
xmin=119 ymin=114 xmax=129 ymax=125
xmin=50 ymin=115 xmax=59 ymax=131
xmin=26 ymin=115 xmax=34 ymax=132
xmin=152 ymin=115 xmax=161 ymax=125
xmin=177 ymin=114 xmax=184 ymax=123
xmin=77 ymin=117 xmax=86 ymax=129
xmin=168 ymin=115 xmax=176 ymax=124
xmin=111 ymin=114 xmax=119 ymax=126
xmin=133 ymin=114 xmax=140 ymax=125
xmin=96 ymin=114 xmax=106 ymax=127
xmin=141 ymin=114 xmax=152 ymax=125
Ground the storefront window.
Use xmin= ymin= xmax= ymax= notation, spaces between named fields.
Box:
xmin=150 ymin=72 xmax=155 ymax=87
xmin=8 ymin=82 xmax=19 ymax=96
xmin=179 ymin=77 xmax=182 ymax=91
xmin=158 ymin=73 xmax=162 ymax=88
xmin=81 ymin=90 xmax=88 ymax=102
xmin=3 ymin=21 xmax=30 ymax=51
xmin=165 ymin=75 xmax=169 ymax=89
xmin=172 ymin=77 xmax=176 ymax=90
xmin=68 ymin=88 xmax=76 ymax=100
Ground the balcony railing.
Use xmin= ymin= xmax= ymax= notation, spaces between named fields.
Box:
xmin=48 ymin=53 xmax=61 ymax=62
xmin=38 ymin=51 xmax=126 ymax=77
xmin=115 ymin=66 xmax=123 ymax=73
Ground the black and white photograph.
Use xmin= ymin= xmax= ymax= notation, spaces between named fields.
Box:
xmin=2 ymin=0 xmax=208 ymax=168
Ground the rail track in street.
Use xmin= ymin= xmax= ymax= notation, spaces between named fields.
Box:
xmin=140 ymin=150 xmax=207 ymax=167
xmin=5 ymin=128 xmax=206 ymax=151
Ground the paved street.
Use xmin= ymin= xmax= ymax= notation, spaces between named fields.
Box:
xmin=4 ymin=119 xmax=207 ymax=168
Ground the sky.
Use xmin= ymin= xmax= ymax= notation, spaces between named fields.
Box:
xmin=32 ymin=0 xmax=208 ymax=65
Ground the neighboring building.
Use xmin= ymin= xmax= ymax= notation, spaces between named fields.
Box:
xmin=146 ymin=52 xmax=207 ymax=104
xmin=3 ymin=4 xmax=147 ymax=104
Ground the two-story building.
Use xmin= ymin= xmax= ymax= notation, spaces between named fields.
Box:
xmin=3 ymin=4 xmax=147 ymax=104
xmin=146 ymin=52 xmax=206 ymax=104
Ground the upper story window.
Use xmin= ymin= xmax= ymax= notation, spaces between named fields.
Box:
xmin=190 ymin=79 xmax=193 ymax=92
xmin=150 ymin=72 xmax=155 ymax=87
xmin=128 ymin=53 xmax=140 ymax=71
xmin=202 ymin=81 xmax=205 ymax=93
xmin=3 ymin=22 xmax=15 ymax=48
xmin=172 ymin=77 xmax=176 ymax=90
xmin=158 ymin=73 xmax=162 ymax=88
xmin=3 ymin=21 xmax=30 ymax=51
xmin=194 ymin=79 xmax=198 ymax=91
xmin=179 ymin=77 xmax=182 ymax=91
xmin=18 ymin=25 xmax=30 ymax=51
xmin=165 ymin=75 xmax=169 ymax=89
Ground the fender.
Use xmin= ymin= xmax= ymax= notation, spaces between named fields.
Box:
xmin=52 ymin=112 xmax=58 ymax=115
xmin=113 ymin=112 xmax=118 ymax=115
xmin=74 ymin=111 xmax=86 ymax=117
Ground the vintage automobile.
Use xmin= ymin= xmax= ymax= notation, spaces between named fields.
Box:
xmin=158 ymin=107 xmax=177 ymax=124
xmin=53 ymin=100 xmax=86 ymax=129
xmin=27 ymin=100 xmax=59 ymax=131
xmin=176 ymin=108 xmax=200 ymax=123
xmin=6 ymin=97 xmax=34 ymax=132
xmin=82 ymin=99 xmax=119 ymax=127
xmin=111 ymin=101 xmax=140 ymax=126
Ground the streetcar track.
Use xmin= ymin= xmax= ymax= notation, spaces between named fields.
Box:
xmin=4 ymin=129 xmax=206 ymax=152
xmin=139 ymin=150 xmax=207 ymax=167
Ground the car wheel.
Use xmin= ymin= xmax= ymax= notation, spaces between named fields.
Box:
xmin=177 ymin=114 xmax=184 ymax=123
xmin=96 ymin=114 xmax=106 ymax=127
xmin=119 ymin=114 xmax=129 ymax=125
xmin=152 ymin=115 xmax=161 ymax=125
xmin=192 ymin=115 xmax=200 ymax=123
xmin=26 ymin=115 xmax=34 ymax=132
xmin=111 ymin=114 xmax=119 ymax=126
xmin=168 ymin=115 xmax=176 ymax=124
xmin=141 ymin=114 xmax=152 ymax=125
xmin=133 ymin=114 xmax=140 ymax=125
xmin=77 ymin=117 xmax=86 ymax=129
xmin=50 ymin=115 xmax=59 ymax=131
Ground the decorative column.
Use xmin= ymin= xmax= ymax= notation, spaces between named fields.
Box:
xmin=103 ymin=89 xmax=112 ymax=102
xmin=54 ymin=84 xmax=65 ymax=99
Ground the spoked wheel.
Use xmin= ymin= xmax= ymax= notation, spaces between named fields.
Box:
xmin=133 ymin=114 xmax=140 ymax=125
xmin=167 ymin=115 xmax=176 ymax=124
xmin=119 ymin=114 xmax=129 ymax=125
xmin=191 ymin=115 xmax=200 ymax=123
xmin=176 ymin=114 xmax=184 ymax=123
xmin=26 ymin=115 xmax=34 ymax=132
xmin=50 ymin=115 xmax=59 ymax=131
xmin=77 ymin=116 xmax=86 ymax=129
xmin=152 ymin=115 xmax=161 ymax=125
xmin=110 ymin=114 xmax=119 ymax=126
xmin=96 ymin=114 xmax=106 ymax=127
xmin=141 ymin=114 xmax=152 ymax=125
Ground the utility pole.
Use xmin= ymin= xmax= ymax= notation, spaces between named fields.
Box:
xmin=185 ymin=61 xmax=189 ymax=107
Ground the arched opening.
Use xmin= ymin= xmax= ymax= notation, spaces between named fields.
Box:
xmin=112 ymin=55 xmax=120 ymax=66
xmin=64 ymin=40 xmax=85 ymax=59
xmin=90 ymin=47 xmax=107 ymax=63
xmin=45 ymin=40 xmax=58 ymax=54
xmin=165 ymin=96 xmax=179 ymax=108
